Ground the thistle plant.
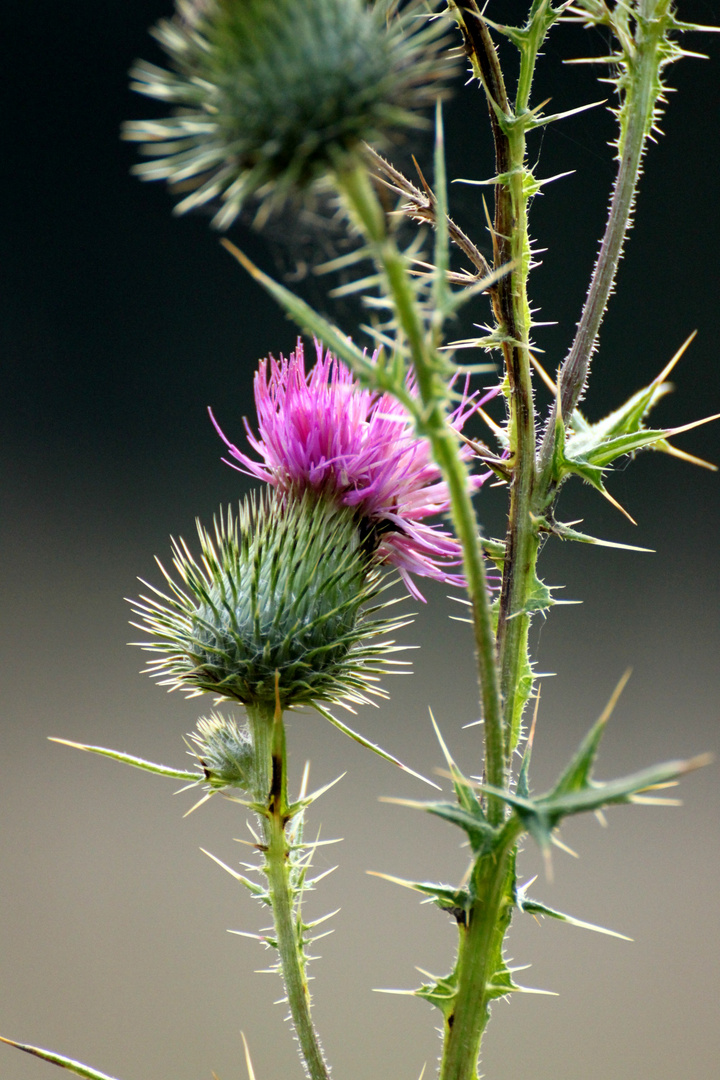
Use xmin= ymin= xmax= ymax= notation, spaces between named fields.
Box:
xmin=2 ymin=2 xmax=718 ymax=1080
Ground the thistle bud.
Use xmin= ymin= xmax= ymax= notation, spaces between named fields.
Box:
xmin=132 ymin=490 xmax=407 ymax=709
xmin=188 ymin=712 xmax=254 ymax=790
xmin=123 ymin=0 xmax=458 ymax=227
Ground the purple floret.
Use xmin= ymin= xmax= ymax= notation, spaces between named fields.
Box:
xmin=210 ymin=340 xmax=492 ymax=600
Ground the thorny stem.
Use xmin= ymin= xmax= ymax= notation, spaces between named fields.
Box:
xmin=452 ymin=0 xmax=539 ymax=765
xmin=246 ymin=699 xmax=331 ymax=1080
xmin=339 ymin=100 xmax=533 ymax=1074
xmin=437 ymin=824 xmax=522 ymax=1080
xmin=538 ymin=0 xmax=677 ymax=486
xmin=437 ymin=6 xmax=562 ymax=1080
xmin=334 ymin=161 xmax=507 ymax=825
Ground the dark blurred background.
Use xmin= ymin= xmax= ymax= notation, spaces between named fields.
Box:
xmin=1 ymin=2 xmax=718 ymax=1078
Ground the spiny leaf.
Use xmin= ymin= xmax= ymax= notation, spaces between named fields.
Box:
xmin=412 ymin=969 xmax=458 ymax=1017
xmin=545 ymin=753 xmax=711 ymax=817
xmin=575 ymin=427 xmax=678 ymax=467
xmin=518 ymin=895 xmax=632 ymax=941
xmin=521 ymin=572 xmax=556 ymax=614
xmin=0 ymin=1037 xmax=121 ymax=1080
xmin=428 ymin=709 xmax=483 ymax=814
xmin=202 ymin=849 xmax=270 ymax=901
xmin=221 ymin=241 xmax=385 ymax=392
xmin=286 ymin=772 xmax=347 ymax=816
xmin=380 ymin=794 xmax=497 ymax=854
xmin=552 ymin=669 xmax=632 ymax=797
xmin=368 ymin=871 xmax=470 ymax=921
xmin=313 ymin=702 xmax=439 ymax=789
xmin=477 ymin=753 xmax=711 ymax=831
xmin=546 ymin=519 xmax=653 ymax=552
xmin=425 ymin=801 xmax=496 ymax=851
xmin=527 ymin=97 xmax=606 ymax=130
xmin=562 ymin=332 xmax=719 ymax=472
xmin=48 ymin=738 xmax=200 ymax=782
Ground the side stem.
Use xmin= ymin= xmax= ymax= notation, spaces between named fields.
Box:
xmin=246 ymin=699 xmax=331 ymax=1080
xmin=538 ymin=0 xmax=676 ymax=484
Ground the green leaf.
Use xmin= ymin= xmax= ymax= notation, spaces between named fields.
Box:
xmin=543 ymin=753 xmax=711 ymax=819
xmin=429 ymin=709 xmax=484 ymax=815
xmin=569 ymin=426 xmax=670 ymax=469
xmin=480 ymin=536 xmax=506 ymax=564
xmin=484 ymin=958 xmax=520 ymax=1001
xmin=560 ymin=333 xmax=719 ymax=476
xmin=527 ymin=98 xmax=605 ymax=131
xmin=202 ymin=848 xmax=271 ymax=903
xmin=485 ymin=957 xmax=556 ymax=1000
xmin=522 ymin=573 xmax=555 ymax=614
xmin=550 ymin=685 xmax=619 ymax=799
xmin=548 ymin=520 xmax=653 ymax=553
xmin=412 ymin=969 xmax=458 ymax=1017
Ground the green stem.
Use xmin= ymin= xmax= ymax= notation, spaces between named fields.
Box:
xmin=432 ymin=422 xmax=507 ymax=823
xmin=246 ymin=701 xmax=331 ymax=1080
xmin=435 ymin=10 xmax=561 ymax=1080
xmin=437 ymin=822 xmax=522 ymax=1080
xmin=453 ymin=0 xmax=540 ymax=756
xmin=335 ymin=161 xmax=506 ymax=822
xmin=494 ymin=116 xmax=537 ymax=759
xmin=246 ymin=701 xmax=274 ymax=804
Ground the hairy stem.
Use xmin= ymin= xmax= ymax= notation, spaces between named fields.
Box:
xmin=538 ymin=0 xmax=677 ymax=484
xmin=435 ymin=8 xmax=568 ymax=1079
xmin=246 ymin=700 xmax=331 ymax=1080
xmin=335 ymin=162 xmax=506 ymax=822
xmin=452 ymin=0 xmax=540 ymax=757
xmin=437 ymin=823 xmax=522 ymax=1080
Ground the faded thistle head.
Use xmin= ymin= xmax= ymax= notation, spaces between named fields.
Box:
xmin=131 ymin=489 xmax=409 ymax=710
xmin=210 ymin=340 xmax=487 ymax=599
xmin=123 ymin=0 xmax=458 ymax=226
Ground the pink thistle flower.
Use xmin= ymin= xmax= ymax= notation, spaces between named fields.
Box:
xmin=210 ymin=340 xmax=491 ymax=600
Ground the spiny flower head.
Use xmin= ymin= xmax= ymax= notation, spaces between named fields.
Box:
xmin=131 ymin=488 xmax=408 ymax=709
xmin=210 ymin=340 xmax=487 ymax=600
xmin=122 ymin=0 xmax=458 ymax=228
